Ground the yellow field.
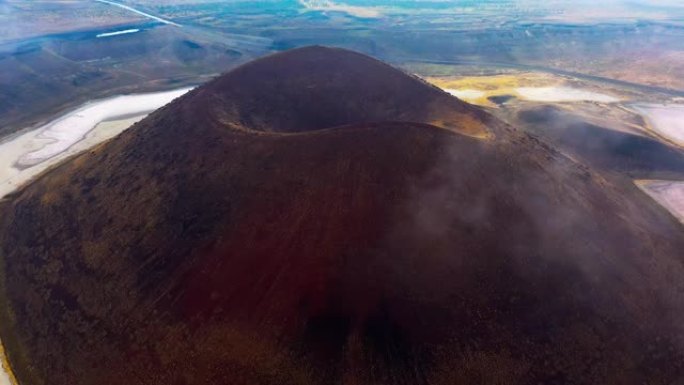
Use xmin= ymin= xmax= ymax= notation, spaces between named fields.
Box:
xmin=424 ymin=73 xmax=563 ymax=106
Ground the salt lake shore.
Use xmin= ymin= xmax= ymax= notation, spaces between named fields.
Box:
xmin=0 ymin=88 xmax=193 ymax=200
xmin=633 ymin=103 xmax=684 ymax=147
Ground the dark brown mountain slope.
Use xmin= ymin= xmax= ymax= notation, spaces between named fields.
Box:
xmin=1 ymin=46 xmax=684 ymax=385
xmin=186 ymin=45 xmax=492 ymax=137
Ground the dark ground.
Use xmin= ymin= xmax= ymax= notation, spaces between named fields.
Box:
xmin=1 ymin=47 xmax=684 ymax=385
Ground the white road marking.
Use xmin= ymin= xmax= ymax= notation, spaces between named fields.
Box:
xmin=97 ymin=28 xmax=140 ymax=38
xmin=94 ymin=0 xmax=182 ymax=27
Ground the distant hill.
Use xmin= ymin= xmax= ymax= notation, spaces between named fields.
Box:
xmin=1 ymin=46 xmax=683 ymax=385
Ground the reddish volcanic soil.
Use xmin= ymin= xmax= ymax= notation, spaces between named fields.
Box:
xmin=1 ymin=46 xmax=684 ymax=385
